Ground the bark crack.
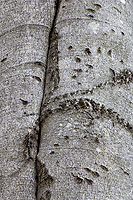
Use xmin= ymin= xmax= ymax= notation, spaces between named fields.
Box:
xmin=35 ymin=1 xmax=61 ymax=199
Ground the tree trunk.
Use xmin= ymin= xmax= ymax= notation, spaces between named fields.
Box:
xmin=1 ymin=1 xmax=55 ymax=199
xmin=1 ymin=0 xmax=132 ymax=200
xmin=37 ymin=0 xmax=133 ymax=199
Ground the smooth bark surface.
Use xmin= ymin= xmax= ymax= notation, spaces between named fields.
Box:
xmin=1 ymin=0 xmax=133 ymax=200
xmin=1 ymin=1 xmax=55 ymax=199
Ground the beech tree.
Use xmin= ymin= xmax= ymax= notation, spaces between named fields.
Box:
xmin=1 ymin=0 xmax=132 ymax=200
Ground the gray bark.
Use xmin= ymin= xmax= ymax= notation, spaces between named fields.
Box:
xmin=37 ymin=0 xmax=133 ymax=199
xmin=1 ymin=1 xmax=55 ymax=199
xmin=1 ymin=0 xmax=133 ymax=200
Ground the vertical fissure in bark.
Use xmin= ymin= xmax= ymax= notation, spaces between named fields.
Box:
xmin=35 ymin=0 xmax=61 ymax=199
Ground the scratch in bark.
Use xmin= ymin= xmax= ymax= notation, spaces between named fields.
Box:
xmin=84 ymin=168 xmax=100 ymax=177
xmin=120 ymin=167 xmax=129 ymax=176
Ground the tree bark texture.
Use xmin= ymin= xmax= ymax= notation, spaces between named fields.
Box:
xmin=1 ymin=1 xmax=55 ymax=199
xmin=0 ymin=0 xmax=133 ymax=200
xmin=37 ymin=0 xmax=133 ymax=199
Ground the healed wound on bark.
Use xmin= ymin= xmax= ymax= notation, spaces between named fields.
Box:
xmin=35 ymin=0 xmax=132 ymax=199
xmin=23 ymin=126 xmax=39 ymax=161
xmin=42 ymin=97 xmax=133 ymax=133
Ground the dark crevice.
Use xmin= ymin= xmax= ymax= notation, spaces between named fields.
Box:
xmin=86 ymin=8 xmax=95 ymax=13
xmin=93 ymin=3 xmax=102 ymax=9
xmin=37 ymin=0 xmax=61 ymax=155
xmin=100 ymin=165 xmax=109 ymax=171
xmin=75 ymin=57 xmax=81 ymax=62
xmin=113 ymin=7 xmax=121 ymax=14
xmin=35 ymin=0 xmax=61 ymax=199
xmin=85 ymin=178 xmax=93 ymax=185
xmin=32 ymin=76 xmax=41 ymax=82
xmin=108 ymin=50 xmax=112 ymax=56
xmin=68 ymin=45 xmax=73 ymax=50
xmin=84 ymin=168 xmax=100 ymax=177
xmin=85 ymin=48 xmax=91 ymax=55
xmin=120 ymin=167 xmax=129 ymax=176
xmin=20 ymin=98 xmax=29 ymax=105
xmin=1 ymin=56 xmax=7 ymax=62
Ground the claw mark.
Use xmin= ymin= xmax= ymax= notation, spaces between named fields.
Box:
xmin=100 ymin=165 xmax=108 ymax=171
xmin=64 ymin=135 xmax=69 ymax=140
xmin=20 ymin=98 xmax=28 ymax=105
xmin=68 ymin=45 xmax=73 ymax=50
xmin=86 ymin=8 xmax=95 ymax=13
xmin=34 ymin=61 xmax=45 ymax=67
xmin=84 ymin=168 xmax=100 ymax=177
xmin=75 ymin=176 xmax=83 ymax=184
xmin=73 ymin=69 xmax=83 ymax=72
xmin=1 ymin=57 xmax=7 ymax=62
xmin=72 ymin=75 xmax=77 ymax=79
xmin=85 ymin=48 xmax=91 ymax=55
xmin=87 ymin=15 xmax=94 ymax=18
xmin=108 ymin=50 xmax=112 ymax=56
xmin=86 ymin=64 xmax=93 ymax=68
xmin=75 ymin=57 xmax=81 ymax=63
xmin=85 ymin=178 xmax=93 ymax=185
xmin=32 ymin=76 xmax=41 ymax=82
xmin=54 ymin=143 xmax=59 ymax=147
xmin=120 ymin=168 xmax=129 ymax=176
xmin=109 ymin=68 xmax=115 ymax=76
xmin=71 ymin=173 xmax=83 ymax=184
xmin=93 ymin=4 xmax=102 ymax=9
xmin=50 ymin=151 xmax=55 ymax=154
xmin=97 ymin=47 xmax=101 ymax=53
xmin=1 ymin=54 xmax=8 ymax=62
xmin=113 ymin=7 xmax=121 ymax=14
